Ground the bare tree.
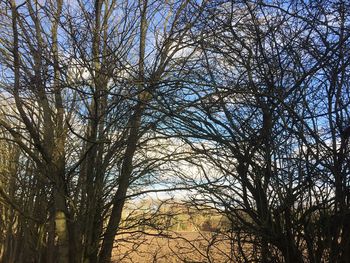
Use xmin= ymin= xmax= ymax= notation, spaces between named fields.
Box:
xmin=1 ymin=0 xmax=349 ymax=262
xmin=0 ymin=0 xmax=203 ymax=262
xmin=162 ymin=0 xmax=350 ymax=262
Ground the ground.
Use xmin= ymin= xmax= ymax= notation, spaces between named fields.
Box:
xmin=112 ymin=231 xmax=235 ymax=263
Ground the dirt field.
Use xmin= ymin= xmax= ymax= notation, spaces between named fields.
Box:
xmin=111 ymin=231 xmax=235 ymax=263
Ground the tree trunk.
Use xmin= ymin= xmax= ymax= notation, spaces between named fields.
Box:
xmin=98 ymin=105 xmax=143 ymax=262
xmin=98 ymin=1 xmax=148 ymax=260
xmin=53 ymin=188 xmax=70 ymax=263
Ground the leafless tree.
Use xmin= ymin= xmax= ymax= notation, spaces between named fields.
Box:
xmin=0 ymin=0 xmax=204 ymax=262
xmin=1 ymin=0 xmax=349 ymax=262
xmin=161 ymin=0 xmax=350 ymax=262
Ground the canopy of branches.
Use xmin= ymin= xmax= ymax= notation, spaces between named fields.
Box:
xmin=0 ymin=0 xmax=349 ymax=263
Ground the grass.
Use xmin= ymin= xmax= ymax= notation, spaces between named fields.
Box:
xmin=112 ymin=231 xmax=235 ymax=263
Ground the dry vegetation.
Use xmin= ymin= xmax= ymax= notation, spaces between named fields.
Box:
xmin=112 ymin=202 xmax=253 ymax=263
xmin=112 ymin=232 xmax=233 ymax=263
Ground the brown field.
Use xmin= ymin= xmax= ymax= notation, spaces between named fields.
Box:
xmin=111 ymin=231 xmax=235 ymax=263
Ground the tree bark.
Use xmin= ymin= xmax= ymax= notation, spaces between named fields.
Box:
xmin=98 ymin=103 xmax=143 ymax=262
xmin=98 ymin=1 xmax=148 ymax=261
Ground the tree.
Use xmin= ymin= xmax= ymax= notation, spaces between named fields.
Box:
xmin=162 ymin=0 xmax=350 ymax=262
xmin=0 ymin=0 xmax=203 ymax=262
xmin=1 ymin=0 xmax=349 ymax=262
